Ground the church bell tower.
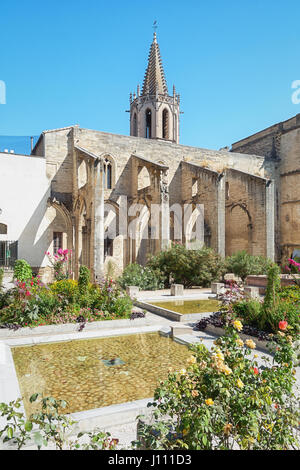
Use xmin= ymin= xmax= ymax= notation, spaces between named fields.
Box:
xmin=129 ymin=32 xmax=180 ymax=144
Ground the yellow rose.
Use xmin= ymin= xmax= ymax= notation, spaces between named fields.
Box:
xmin=205 ymin=398 xmax=214 ymax=406
xmin=222 ymin=364 xmax=233 ymax=375
xmin=236 ymin=339 xmax=244 ymax=347
xmin=245 ymin=339 xmax=256 ymax=349
xmin=233 ymin=320 xmax=243 ymax=331
xmin=236 ymin=379 xmax=244 ymax=389
xmin=187 ymin=355 xmax=197 ymax=365
xmin=212 ymin=348 xmax=225 ymax=362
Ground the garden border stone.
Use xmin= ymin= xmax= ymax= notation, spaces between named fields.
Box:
xmin=0 ymin=316 xmax=157 ymax=340
xmin=134 ymin=300 xmax=216 ymax=323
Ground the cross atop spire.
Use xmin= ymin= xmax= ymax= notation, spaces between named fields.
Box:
xmin=141 ymin=32 xmax=168 ymax=96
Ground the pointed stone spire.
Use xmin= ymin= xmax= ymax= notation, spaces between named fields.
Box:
xmin=142 ymin=32 xmax=168 ymax=96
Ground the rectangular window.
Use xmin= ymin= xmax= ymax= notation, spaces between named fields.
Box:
xmin=53 ymin=232 xmax=63 ymax=253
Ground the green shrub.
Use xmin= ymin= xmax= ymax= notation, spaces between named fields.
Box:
xmin=225 ymin=251 xmax=272 ymax=282
xmin=232 ymin=299 xmax=263 ymax=328
xmin=13 ymin=260 xmax=32 ymax=282
xmin=230 ymin=267 xmax=300 ymax=335
xmin=0 ymin=289 xmax=14 ymax=310
xmin=263 ymin=263 xmax=281 ymax=317
xmin=78 ymin=266 xmax=90 ymax=295
xmin=50 ymin=279 xmax=78 ymax=301
xmin=0 ymin=268 xmax=4 ymax=289
xmin=279 ymin=285 xmax=300 ymax=303
xmin=0 ymin=393 xmax=118 ymax=450
xmin=118 ymin=263 xmax=164 ymax=291
xmin=109 ymin=295 xmax=133 ymax=318
xmin=34 ymin=288 xmax=60 ymax=318
xmin=148 ymin=243 xmax=225 ymax=288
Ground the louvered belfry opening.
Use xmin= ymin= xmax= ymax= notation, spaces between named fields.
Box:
xmin=145 ymin=109 xmax=152 ymax=138
xmin=162 ymin=108 xmax=169 ymax=139
xmin=133 ymin=113 xmax=137 ymax=136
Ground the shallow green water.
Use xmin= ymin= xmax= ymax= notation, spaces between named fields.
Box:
xmin=151 ymin=299 xmax=220 ymax=314
xmin=12 ymin=332 xmax=192 ymax=416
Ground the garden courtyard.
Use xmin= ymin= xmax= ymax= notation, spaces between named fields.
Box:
xmin=0 ymin=246 xmax=299 ymax=450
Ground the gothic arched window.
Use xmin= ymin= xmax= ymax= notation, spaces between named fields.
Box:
xmin=145 ymin=109 xmax=152 ymax=138
xmin=162 ymin=109 xmax=169 ymax=139
xmin=103 ymin=157 xmax=115 ymax=190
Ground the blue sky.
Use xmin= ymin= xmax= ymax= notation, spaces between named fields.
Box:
xmin=1 ymin=0 xmax=300 ymax=153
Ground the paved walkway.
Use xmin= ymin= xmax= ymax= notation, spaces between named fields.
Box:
xmin=136 ymin=287 xmax=214 ymax=301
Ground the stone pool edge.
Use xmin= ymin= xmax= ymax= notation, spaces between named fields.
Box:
xmin=0 ymin=323 xmax=184 ymax=447
xmin=0 ymin=316 xmax=158 ymax=340
xmin=134 ymin=300 xmax=216 ymax=322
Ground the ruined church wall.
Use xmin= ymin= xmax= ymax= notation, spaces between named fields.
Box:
xmin=225 ymin=171 xmax=267 ymax=257
xmin=76 ymin=128 xmax=267 ymax=206
xmin=280 ymin=127 xmax=300 ymax=258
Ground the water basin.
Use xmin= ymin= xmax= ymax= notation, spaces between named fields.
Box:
xmin=12 ymin=332 xmax=192 ymax=416
xmin=150 ymin=299 xmax=220 ymax=314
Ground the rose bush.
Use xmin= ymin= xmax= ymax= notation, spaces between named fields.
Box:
xmin=135 ymin=322 xmax=299 ymax=450
xmin=0 ymin=394 xmax=118 ymax=450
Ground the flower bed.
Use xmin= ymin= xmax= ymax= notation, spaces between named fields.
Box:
xmin=0 ymin=274 xmax=134 ymax=330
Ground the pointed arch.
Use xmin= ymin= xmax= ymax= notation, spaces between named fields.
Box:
xmin=138 ymin=166 xmax=151 ymax=191
xmin=100 ymin=153 xmax=116 ymax=190
xmin=185 ymin=206 xmax=205 ymax=250
xmin=78 ymin=159 xmax=87 ymax=189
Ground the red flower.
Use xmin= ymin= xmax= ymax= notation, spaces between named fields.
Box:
xmin=253 ymin=367 xmax=259 ymax=375
xmin=25 ymin=291 xmax=31 ymax=297
xmin=279 ymin=321 xmax=288 ymax=331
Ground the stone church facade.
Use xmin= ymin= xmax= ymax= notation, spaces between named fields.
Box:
xmin=0 ymin=32 xmax=298 ymax=281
